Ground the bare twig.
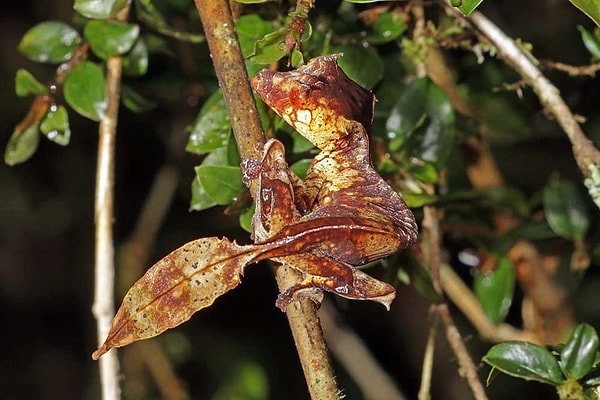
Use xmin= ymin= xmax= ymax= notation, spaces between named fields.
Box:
xmin=418 ymin=310 xmax=438 ymax=400
xmin=443 ymin=4 xmax=600 ymax=179
xmin=92 ymin=7 xmax=130 ymax=400
xmin=320 ymin=300 xmax=406 ymax=400
xmin=193 ymin=1 xmax=339 ymax=398
xmin=539 ymin=59 xmax=600 ymax=77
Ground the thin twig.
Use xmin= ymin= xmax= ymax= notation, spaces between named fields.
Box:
xmin=418 ymin=309 xmax=438 ymax=400
xmin=444 ymin=3 xmax=600 ymax=178
xmin=193 ymin=1 xmax=339 ymax=398
xmin=422 ymin=205 xmax=488 ymax=400
xmin=320 ymin=300 xmax=406 ymax=400
xmin=539 ymin=59 xmax=600 ymax=77
xmin=92 ymin=7 xmax=130 ymax=400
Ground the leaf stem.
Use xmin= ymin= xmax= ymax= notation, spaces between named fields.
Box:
xmin=193 ymin=1 xmax=339 ymax=398
xmin=92 ymin=7 xmax=129 ymax=400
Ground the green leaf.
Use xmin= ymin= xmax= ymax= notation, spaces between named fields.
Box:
xmin=560 ymin=324 xmax=599 ymax=380
xmin=74 ymin=0 xmax=129 ymax=19
xmin=121 ymin=85 xmax=157 ymax=113
xmin=236 ymin=14 xmax=273 ymax=58
xmin=195 ymin=165 xmax=245 ymax=205
xmin=578 ymin=26 xmax=600 ymax=60
xmin=365 ymin=12 xmax=405 ymax=44
xmin=387 ymin=78 xmax=455 ymax=168
xmin=4 ymin=119 xmax=42 ymax=166
xmin=190 ymin=173 xmax=218 ymax=211
xmin=290 ymin=159 xmax=312 ymax=180
xmin=483 ymin=342 xmax=565 ymax=385
xmin=570 ymin=0 xmax=600 ymax=28
xmin=134 ymin=0 xmax=204 ymax=43
xmin=18 ymin=21 xmax=82 ymax=63
xmin=64 ymin=61 xmax=107 ymax=121
xmin=334 ymin=45 xmax=384 ymax=90
xmin=473 ymin=257 xmax=515 ymax=324
xmin=248 ymin=29 xmax=288 ymax=65
xmin=40 ymin=105 xmax=71 ymax=146
xmin=543 ymin=177 xmax=590 ymax=240
xmin=15 ymin=69 xmax=48 ymax=97
xmin=186 ymin=92 xmax=231 ymax=155
xmin=84 ymin=20 xmax=140 ymax=60
xmin=584 ymin=163 xmax=600 ymax=210
xmin=122 ymin=38 xmax=149 ymax=77
xmin=402 ymin=192 xmax=437 ymax=208
xmin=457 ymin=0 xmax=485 ymax=16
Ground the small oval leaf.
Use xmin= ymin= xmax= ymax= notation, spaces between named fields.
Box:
xmin=5 ymin=121 xmax=41 ymax=166
xmin=186 ymin=92 xmax=231 ymax=155
xmin=196 ymin=165 xmax=245 ymax=205
xmin=74 ymin=0 xmax=129 ymax=19
xmin=483 ymin=341 xmax=565 ymax=385
xmin=15 ymin=69 xmax=48 ymax=97
xmin=40 ymin=105 xmax=71 ymax=146
xmin=64 ymin=61 xmax=107 ymax=121
xmin=473 ymin=257 xmax=515 ymax=324
xmin=84 ymin=20 xmax=140 ymax=60
xmin=18 ymin=21 xmax=82 ymax=63
xmin=122 ymin=38 xmax=149 ymax=77
xmin=543 ymin=177 xmax=590 ymax=240
xmin=560 ymin=323 xmax=599 ymax=379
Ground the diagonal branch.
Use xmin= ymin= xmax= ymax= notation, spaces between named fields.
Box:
xmin=443 ymin=3 xmax=600 ymax=179
xmin=193 ymin=1 xmax=339 ymax=398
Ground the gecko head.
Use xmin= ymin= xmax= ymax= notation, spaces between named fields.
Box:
xmin=252 ymin=54 xmax=374 ymax=151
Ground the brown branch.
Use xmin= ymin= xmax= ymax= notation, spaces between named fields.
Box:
xmin=444 ymin=3 xmax=600 ymax=179
xmin=193 ymin=1 xmax=339 ymax=398
xmin=540 ymin=59 xmax=600 ymax=77
xmin=92 ymin=7 xmax=130 ymax=400
xmin=320 ymin=300 xmax=407 ymax=400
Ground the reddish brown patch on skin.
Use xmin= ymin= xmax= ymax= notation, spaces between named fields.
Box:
xmin=93 ymin=55 xmax=418 ymax=359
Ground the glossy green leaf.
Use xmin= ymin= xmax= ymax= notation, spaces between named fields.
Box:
xmin=4 ymin=120 xmax=41 ymax=166
xmin=584 ymin=163 xmax=600 ymax=210
xmin=335 ymin=44 xmax=383 ymax=90
xmin=84 ymin=20 xmax=140 ymax=60
xmin=365 ymin=12 xmax=405 ymax=44
xmin=543 ymin=177 xmax=590 ymax=240
xmin=560 ymin=324 xmax=599 ymax=380
xmin=134 ymin=0 xmax=204 ymax=43
xmin=483 ymin=342 xmax=565 ymax=385
xmin=195 ymin=165 xmax=245 ymax=205
xmin=15 ymin=69 xmax=48 ymax=97
xmin=18 ymin=21 xmax=82 ymax=63
xmin=190 ymin=173 xmax=218 ymax=211
xmin=226 ymin=133 xmax=241 ymax=167
xmin=290 ymin=159 xmax=312 ymax=180
xmin=64 ymin=61 xmax=107 ymax=121
xmin=122 ymin=38 xmax=149 ymax=77
xmin=236 ymin=14 xmax=273 ymax=58
xmin=387 ymin=78 xmax=455 ymax=167
xmin=578 ymin=26 xmax=600 ymax=60
xmin=570 ymin=0 xmax=600 ymax=28
xmin=473 ymin=257 xmax=515 ymax=324
xmin=121 ymin=85 xmax=157 ymax=113
xmin=74 ymin=0 xmax=129 ymax=19
xmin=248 ymin=29 xmax=288 ymax=65
xmin=456 ymin=0 xmax=485 ymax=16
xmin=186 ymin=92 xmax=231 ymax=155
xmin=403 ymin=256 xmax=443 ymax=303
xmin=40 ymin=105 xmax=70 ymax=146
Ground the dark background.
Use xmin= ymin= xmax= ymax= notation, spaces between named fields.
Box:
xmin=1 ymin=1 xmax=599 ymax=399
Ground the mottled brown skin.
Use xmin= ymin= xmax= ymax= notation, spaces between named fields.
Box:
xmin=248 ymin=54 xmax=418 ymax=306
xmin=93 ymin=55 xmax=418 ymax=359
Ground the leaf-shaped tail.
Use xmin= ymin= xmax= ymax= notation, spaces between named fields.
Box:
xmin=92 ymin=237 xmax=263 ymax=359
